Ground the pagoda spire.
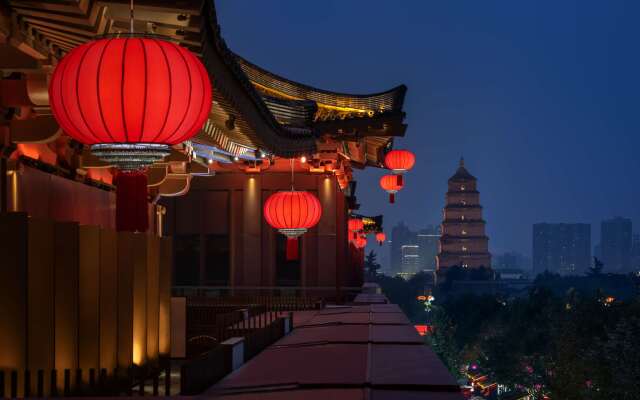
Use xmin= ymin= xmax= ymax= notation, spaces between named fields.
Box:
xmin=459 ymin=156 xmax=464 ymax=168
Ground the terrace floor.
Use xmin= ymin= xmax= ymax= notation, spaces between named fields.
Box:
xmin=202 ymin=298 xmax=463 ymax=400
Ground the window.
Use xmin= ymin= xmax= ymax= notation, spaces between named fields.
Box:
xmin=462 ymin=246 xmax=468 ymax=252
xmin=461 ymin=215 xmax=465 ymax=221
xmin=276 ymin=235 xmax=301 ymax=286
xmin=204 ymin=234 xmax=230 ymax=285
xmin=460 ymin=185 xmax=466 ymax=191
xmin=174 ymin=235 xmax=200 ymax=285
xmin=462 ymin=230 xmax=467 ymax=235
xmin=461 ymin=200 xmax=467 ymax=206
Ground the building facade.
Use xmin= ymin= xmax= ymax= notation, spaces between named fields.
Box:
xmin=532 ymin=223 xmax=591 ymax=276
xmin=601 ymin=217 xmax=632 ymax=273
xmin=401 ymin=244 xmax=421 ymax=273
xmin=417 ymin=225 xmax=439 ymax=271
xmin=437 ymin=158 xmax=491 ymax=273
xmin=390 ymin=221 xmax=417 ymax=274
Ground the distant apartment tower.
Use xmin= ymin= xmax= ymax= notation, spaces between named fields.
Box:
xmin=417 ymin=225 xmax=440 ymax=270
xmin=401 ymin=245 xmax=421 ymax=273
xmin=494 ymin=251 xmax=526 ymax=270
xmin=601 ymin=217 xmax=632 ymax=273
xmin=532 ymin=223 xmax=591 ymax=275
xmin=391 ymin=221 xmax=416 ymax=273
xmin=437 ymin=158 xmax=491 ymax=274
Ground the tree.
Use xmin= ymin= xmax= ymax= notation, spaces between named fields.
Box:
xmin=364 ymin=250 xmax=381 ymax=280
xmin=587 ymin=257 xmax=604 ymax=276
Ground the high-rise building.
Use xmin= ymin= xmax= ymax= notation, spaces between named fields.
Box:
xmin=401 ymin=245 xmax=421 ymax=273
xmin=417 ymin=225 xmax=439 ymax=270
xmin=437 ymin=158 xmax=491 ymax=274
xmin=601 ymin=217 xmax=632 ymax=273
xmin=391 ymin=221 xmax=416 ymax=273
xmin=494 ymin=251 xmax=527 ymax=270
xmin=632 ymin=234 xmax=640 ymax=272
xmin=532 ymin=223 xmax=591 ymax=275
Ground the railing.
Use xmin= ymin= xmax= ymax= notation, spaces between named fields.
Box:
xmin=0 ymin=363 xmax=171 ymax=398
xmin=173 ymin=285 xmax=362 ymax=303
xmin=180 ymin=316 xmax=289 ymax=395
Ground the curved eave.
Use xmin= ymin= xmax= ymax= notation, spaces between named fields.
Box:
xmin=235 ymin=54 xmax=407 ymax=114
xmin=200 ymin=1 xmax=316 ymax=157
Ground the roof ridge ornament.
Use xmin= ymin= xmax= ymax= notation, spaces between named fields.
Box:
xmin=459 ymin=156 xmax=465 ymax=168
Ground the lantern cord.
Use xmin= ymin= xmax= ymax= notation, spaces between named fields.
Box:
xmin=290 ymin=158 xmax=295 ymax=191
xmin=130 ymin=0 xmax=134 ymax=34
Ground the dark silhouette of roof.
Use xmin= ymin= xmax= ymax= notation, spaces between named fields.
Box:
xmin=449 ymin=157 xmax=476 ymax=182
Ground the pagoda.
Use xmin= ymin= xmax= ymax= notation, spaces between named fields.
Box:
xmin=436 ymin=158 xmax=491 ymax=274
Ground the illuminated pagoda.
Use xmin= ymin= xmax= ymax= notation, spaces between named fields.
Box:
xmin=0 ymin=1 xmax=462 ymax=399
xmin=436 ymin=158 xmax=492 ymax=274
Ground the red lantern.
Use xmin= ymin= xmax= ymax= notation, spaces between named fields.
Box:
xmin=375 ymin=232 xmax=386 ymax=246
xmin=348 ymin=217 xmax=364 ymax=240
xmin=384 ymin=149 xmax=415 ymax=185
xmin=49 ymin=36 xmax=212 ymax=232
xmin=380 ymin=174 xmax=403 ymax=204
xmin=355 ymin=236 xmax=367 ymax=249
xmin=264 ymin=191 xmax=322 ymax=260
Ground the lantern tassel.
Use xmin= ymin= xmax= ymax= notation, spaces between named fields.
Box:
xmin=286 ymin=237 xmax=299 ymax=260
xmin=397 ymin=174 xmax=403 ymax=186
xmin=115 ymin=170 xmax=149 ymax=232
xmin=389 ymin=193 xmax=395 ymax=204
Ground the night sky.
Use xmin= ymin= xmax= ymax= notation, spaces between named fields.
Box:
xmin=217 ymin=1 xmax=640 ymax=260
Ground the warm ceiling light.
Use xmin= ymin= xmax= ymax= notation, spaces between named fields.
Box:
xmin=234 ymin=156 xmax=239 ymax=161
xmin=208 ymin=158 xmax=213 ymax=164
xmin=300 ymin=156 xmax=307 ymax=163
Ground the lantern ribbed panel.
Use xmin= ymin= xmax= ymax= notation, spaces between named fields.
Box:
xmin=49 ymin=37 xmax=212 ymax=145
xmin=355 ymin=236 xmax=367 ymax=249
xmin=380 ymin=174 xmax=403 ymax=192
xmin=348 ymin=218 xmax=364 ymax=232
xmin=263 ymin=191 xmax=322 ymax=231
xmin=384 ymin=150 xmax=415 ymax=172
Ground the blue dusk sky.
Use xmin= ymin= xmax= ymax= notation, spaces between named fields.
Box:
xmin=217 ymin=0 xmax=640 ymax=257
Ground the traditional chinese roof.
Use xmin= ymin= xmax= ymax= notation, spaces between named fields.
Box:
xmin=2 ymin=0 xmax=407 ymax=162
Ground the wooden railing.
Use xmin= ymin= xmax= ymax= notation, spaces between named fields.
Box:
xmin=0 ymin=363 xmax=171 ymax=398
xmin=180 ymin=316 xmax=289 ymax=395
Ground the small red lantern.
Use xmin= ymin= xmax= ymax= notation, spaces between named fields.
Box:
xmin=264 ymin=190 xmax=322 ymax=260
xmin=355 ymin=236 xmax=367 ymax=249
xmin=385 ymin=149 xmax=415 ymax=185
xmin=375 ymin=232 xmax=386 ymax=246
xmin=49 ymin=36 xmax=212 ymax=232
xmin=348 ymin=217 xmax=364 ymax=240
xmin=380 ymin=174 xmax=403 ymax=204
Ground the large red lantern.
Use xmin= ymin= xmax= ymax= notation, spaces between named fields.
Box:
xmin=375 ymin=232 xmax=386 ymax=246
xmin=49 ymin=36 xmax=212 ymax=232
xmin=264 ymin=190 xmax=322 ymax=260
xmin=380 ymin=174 xmax=403 ymax=204
xmin=385 ymin=149 xmax=415 ymax=185
xmin=348 ymin=217 xmax=364 ymax=240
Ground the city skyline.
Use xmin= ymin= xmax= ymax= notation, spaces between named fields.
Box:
xmin=218 ymin=1 xmax=640 ymax=256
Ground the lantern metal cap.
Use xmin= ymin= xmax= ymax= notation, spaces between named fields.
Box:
xmin=91 ymin=143 xmax=171 ymax=171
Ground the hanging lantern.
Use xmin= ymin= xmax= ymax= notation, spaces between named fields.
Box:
xmin=355 ymin=236 xmax=367 ymax=249
xmin=49 ymin=36 xmax=212 ymax=232
xmin=380 ymin=174 xmax=403 ymax=204
xmin=375 ymin=232 xmax=386 ymax=246
xmin=384 ymin=149 xmax=415 ymax=185
xmin=348 ymin=217 xmax=364 ymax=240
xmin=264 ymin=190 xmax=322 ymax=261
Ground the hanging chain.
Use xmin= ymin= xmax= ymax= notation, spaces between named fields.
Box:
xmin=130 ymin=0 xmax=135 ymax=34
xmin=290 ymin=158 xmax=295 ymax=191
